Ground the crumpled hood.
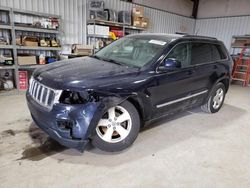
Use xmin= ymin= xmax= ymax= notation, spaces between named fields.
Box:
xmin=33 ymin=56 xmax=140 ymax=90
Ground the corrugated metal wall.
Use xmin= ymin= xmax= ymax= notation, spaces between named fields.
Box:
xmin=2 ymin=0 xmax=250 ymax=53
xmin=195 ymin=16 xmax=250 ymax=49
xmin=0 ymin=0 xmax=195 ymax=45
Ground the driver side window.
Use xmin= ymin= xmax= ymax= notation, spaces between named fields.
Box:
xmin=167 ymin=43 xmax=191 ymax=68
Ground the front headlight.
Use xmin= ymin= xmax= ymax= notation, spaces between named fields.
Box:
xmin=59 ymin=91 xmax=89 ymax=104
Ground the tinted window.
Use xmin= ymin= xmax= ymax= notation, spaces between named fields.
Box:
xmin=191 ymin=43 xmax=212 ymax=65
xmin=213 ymin=44 xmax=227 ymax=60
xmin=211 ymin=44 xmax=221 ymax=61
xmin=167 ymin=43 xmax=191 ymax=67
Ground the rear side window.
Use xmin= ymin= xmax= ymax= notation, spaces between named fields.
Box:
xmin=191 ymin=43 xmax=212 ymax=65
xmin=211 ymin=44 xmax=221 ymax=61
xmin=213 ymin=44 xmax=227 ymax=60
xmin=191 ymin=42 xmax=227 ymax=65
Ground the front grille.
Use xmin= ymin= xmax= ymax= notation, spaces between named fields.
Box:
xmin=28 ymin=77 xmax=61 ymax=109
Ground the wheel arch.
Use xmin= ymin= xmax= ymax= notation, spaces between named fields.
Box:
xmin=219 ymin=77 xmax=230 ymax=93
xmin=126 ymin=96 xmax=145 ymax=127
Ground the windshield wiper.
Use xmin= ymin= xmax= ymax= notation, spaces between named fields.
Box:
xmin=91 ymin=55 xmax=124 ymax=66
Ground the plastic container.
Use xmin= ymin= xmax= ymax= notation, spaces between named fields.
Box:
xmin=118 ymin=11 xmax=131 ymax=25
xmin=104 ymin=9 xmax=117 ymax=22
xmin=39 ymin=54 xmax=46 ymax=64
xmin=89 ymin=10 xmax=108 ymax=20
xmin=88 ymin=0 xmax=104 ymax=11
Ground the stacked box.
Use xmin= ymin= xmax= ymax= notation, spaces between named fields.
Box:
xmin=132 ymin=7 xmax=144 ymax=17
xmin=131 ymin=6 xmax=149 ymax=28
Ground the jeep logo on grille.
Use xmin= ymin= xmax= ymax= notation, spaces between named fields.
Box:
xmin=37 ymin=76 xmax=43 ymax=81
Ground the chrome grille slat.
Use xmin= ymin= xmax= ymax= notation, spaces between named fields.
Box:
xmin=40 ymin=87 xmax=44 ymax=103
xmin=30 ymin=80 xmax=35 ymax=93
xmin=28 ymin=78 xmax=60 ymax=109
xmin=32 ymin=82 xmax=37 ymax=96
xmin=35 ymin=85 xmax=41 ymax=100
xmin=45 ymin=89 xmax=50 ymax=106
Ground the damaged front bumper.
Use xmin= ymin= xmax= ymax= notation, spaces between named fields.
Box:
xmin=26 ymin=93 xmax=104 ymax=152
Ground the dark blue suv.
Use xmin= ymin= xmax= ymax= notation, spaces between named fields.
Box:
xmin=26 ymin=34 xmax=232 ymax=152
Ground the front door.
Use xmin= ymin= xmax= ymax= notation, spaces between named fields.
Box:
xmin=148 ymin=42 xmax=207 ymax=118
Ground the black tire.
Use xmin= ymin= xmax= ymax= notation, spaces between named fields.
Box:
xmin=201 ymin=82 xmax=226 ymax=113
xmin=91 ymin=100 xmax=140 ymax=152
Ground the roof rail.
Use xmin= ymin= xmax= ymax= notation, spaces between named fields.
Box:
xmin=183 ymin=35 xmax=217 ymax=40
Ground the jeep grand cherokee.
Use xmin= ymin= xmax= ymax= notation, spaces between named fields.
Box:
xmin=26 ymin=34 xmax=232 ymax=152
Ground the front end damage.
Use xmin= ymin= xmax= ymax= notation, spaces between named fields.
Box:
xmin=26 ymin=89 xmax=130 ymax=152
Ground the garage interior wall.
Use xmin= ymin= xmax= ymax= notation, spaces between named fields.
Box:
xmin=195 ymin=0 xmax=250 ymax=49
xmin=197 ymin=0 xmax=250 ymax=18
xmin=195 ymin=16 xmax=250 ymax=49
xmin=134 ymin=0 xmax=194 ymax=17
xmin=0 ymin=0 xmax=249 ymax=50
xmin=0 ymin=0 xmax=195 ymax=45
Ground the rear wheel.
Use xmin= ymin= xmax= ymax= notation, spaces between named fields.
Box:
xmin=201 ymin=82 xmax=226 ymax=113
xmin=91 ymin=100 xmax=140 ymax=152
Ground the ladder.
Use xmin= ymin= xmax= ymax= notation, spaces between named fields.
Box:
xmin=232 ymin=47 xmax=250 ymax=86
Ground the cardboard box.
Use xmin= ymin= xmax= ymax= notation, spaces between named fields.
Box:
xmin=246 ymin=39 xmax=250 ymax=45
xmin=16 ymin=36 xmax=22 ymax=45
xmin=18 ymin=56 xmax=37 ymax=65
xmin=132 ymin=7 xmax=144 ymax=17
xmin=132 ymin=16 xmax=142 ymax=27
xmin=72 ymin=44 xmax=93 ymax=55
xmin=22 ymin=36 xmax=38 ymax=46
xmin=231 ymin=39 xmax=247 ymax=47
xmin=141 ymin=17 xmax=149 ymax=28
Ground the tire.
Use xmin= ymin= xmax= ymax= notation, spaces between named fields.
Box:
xmin=201 ymin=82 xmax=226 ymax=113
xmin=91 ymin=100 xmax=140 ymax=152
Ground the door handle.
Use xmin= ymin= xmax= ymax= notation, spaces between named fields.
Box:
xmin=187 ymin=69 xmax=195 ymax=75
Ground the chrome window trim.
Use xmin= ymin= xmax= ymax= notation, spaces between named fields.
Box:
xmin=156 ymin=90 xmax=208 ymax=108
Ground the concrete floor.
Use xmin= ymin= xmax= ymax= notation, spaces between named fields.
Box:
xmin=0 ymin=85 xmax=249 ymax=188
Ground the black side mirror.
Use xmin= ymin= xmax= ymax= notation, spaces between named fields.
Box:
xmin=158 ymin=58 xmax=181 ymax=71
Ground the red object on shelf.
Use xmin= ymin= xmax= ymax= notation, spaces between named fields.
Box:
xmin=19 ymin=71 xmax=28 ymax=90
xmin=110 ymin=29 xmax=124 ymax=37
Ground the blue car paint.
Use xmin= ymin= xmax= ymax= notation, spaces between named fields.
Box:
xmin=26 ymin=34 xmax=232 ymax=152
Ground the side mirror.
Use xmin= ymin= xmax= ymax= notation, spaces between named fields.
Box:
xmin=158 ymin=58 xmax=181 ymax=71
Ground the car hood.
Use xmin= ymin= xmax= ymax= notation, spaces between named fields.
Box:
xmin=33 ymin=56 xmax=140 ymax=90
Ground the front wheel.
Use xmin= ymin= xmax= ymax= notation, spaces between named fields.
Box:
xmin=91 ymin=100 xmax=140 ymax=152
xmin=201 ymin=82 xmax=226 ymax=113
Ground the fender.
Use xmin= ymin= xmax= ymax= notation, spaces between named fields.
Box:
xmin=84 ymin=93 xmax=138 ymax=140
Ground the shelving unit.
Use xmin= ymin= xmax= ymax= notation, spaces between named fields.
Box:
xmin=87 ymin=19 xmax=146 ymax=52
xmin=230 ymin=35 xmax=250 ymax=59
xmin=15 ymin=26 xmax=60 ymax=34
xmin=230 ymin=35 xmax=250 ymax=86
xmin=0 ymin=7 xmax=61 ymax=94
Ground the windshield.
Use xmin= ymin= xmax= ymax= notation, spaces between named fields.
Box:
xmin=94 ymin=37 xmax=168 ymax=68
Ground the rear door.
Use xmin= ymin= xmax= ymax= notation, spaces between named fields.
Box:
xmin=189 ymin=42 xmax=227 ymax=105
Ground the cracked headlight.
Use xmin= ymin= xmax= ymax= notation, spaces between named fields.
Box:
xmin=59 ymin=91 xmax=89 ymax=104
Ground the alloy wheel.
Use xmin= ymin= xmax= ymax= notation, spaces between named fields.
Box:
xmin=96 ymin=106 xmax=132 ymax=143
xmin=212 ymin=88 xmax=224 ymax=109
